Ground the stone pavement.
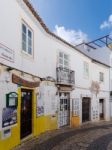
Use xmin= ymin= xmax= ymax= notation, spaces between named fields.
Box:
xmin=14 ymin=121 xmax=112 ymax=150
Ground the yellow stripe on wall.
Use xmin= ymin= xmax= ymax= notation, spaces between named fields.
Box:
xmin=0 ymin=88 xmax=58 ymax=150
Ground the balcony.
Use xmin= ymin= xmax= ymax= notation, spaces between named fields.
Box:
xmin=56 ymin=67 xmax=75 ymax=86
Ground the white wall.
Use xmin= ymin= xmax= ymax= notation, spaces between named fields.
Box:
xmin=0 ymin=0 xmax=109 ymax=90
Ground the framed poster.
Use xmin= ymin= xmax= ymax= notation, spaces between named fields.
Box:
xmin=72 ymin=98 xmax=80 ymax=116
xmin=2 ymin=108 xmax=17 ymax=128
xmin=36 ymin=88 xmax=44 ymax=117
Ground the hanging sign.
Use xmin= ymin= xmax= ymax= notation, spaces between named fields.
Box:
xmin=12 ymin=74 xmax=40 ymax=88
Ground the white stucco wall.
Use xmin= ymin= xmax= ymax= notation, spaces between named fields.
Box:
xmin=0 ymin=0 xmax=110 ymax=124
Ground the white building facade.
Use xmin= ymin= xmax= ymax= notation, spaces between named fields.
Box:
xmin=76 ymin=38 xmax=112 ymax=120
xmin=0 ymin=0 xmax=110 ymax=149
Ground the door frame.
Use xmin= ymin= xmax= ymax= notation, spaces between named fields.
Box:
xmin=18 ymin=87 xmax=35 ymax=141
xmin=110 ymin=100 xmax=112 ymax=119
xmin=99 ymin=98 xmax=105 ymax=120
xmin=82 ymin=97 xmax=91 ymax=123
xmin=58 ymin=91 xmax=70 ymax=128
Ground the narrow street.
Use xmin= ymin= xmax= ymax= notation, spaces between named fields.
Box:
xmin=14 ymin=121 xmax=112 ymax=150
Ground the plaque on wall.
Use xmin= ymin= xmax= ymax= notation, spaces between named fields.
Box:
xmin=0 ymin=43 xmax=14 ymax=62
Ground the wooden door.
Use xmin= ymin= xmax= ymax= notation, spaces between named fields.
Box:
xmin=82 ymin=98 xmax=90 ymax=122
xmin=21 ymin=89 xmax=32 ymax=139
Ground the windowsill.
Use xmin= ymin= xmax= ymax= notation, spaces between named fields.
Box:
xmin=21 ymin=50 xmax=34 ymax=61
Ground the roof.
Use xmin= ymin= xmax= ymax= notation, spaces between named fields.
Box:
xmin=23 ymin=0 xmax=110 ymax=68
xmin=76 ymin=35 xmax=112 ymax=49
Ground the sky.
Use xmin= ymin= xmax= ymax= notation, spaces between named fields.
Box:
xmin=30 ymin=0 xmax=112 ymax=45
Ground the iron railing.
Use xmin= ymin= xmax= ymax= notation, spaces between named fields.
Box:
xmin=56 ymin=67 xmax=75 ymax=85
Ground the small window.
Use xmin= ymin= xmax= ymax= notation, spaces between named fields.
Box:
xmin=83 ymin=61 xmax=89 ymax=78
xmin=99 ymin=72 xmax=104 ymax=82
xmin=22 ymin=22 xmax=33 ymax=55
xmin=59 ymin=52 xmax=69 ymax=69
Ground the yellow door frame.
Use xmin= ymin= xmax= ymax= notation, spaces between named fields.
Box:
xmin=18 ymin=87 xmax=36 ymax=141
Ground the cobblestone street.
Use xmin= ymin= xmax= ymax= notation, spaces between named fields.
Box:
xmin=14 ymin=121 xmax=112 ymax=150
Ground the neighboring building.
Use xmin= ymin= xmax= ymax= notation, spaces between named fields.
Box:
xmin=76 ymin=36 xmax=112 ymax=119
xmin=0 ymin=0 xmax=110 ymax=150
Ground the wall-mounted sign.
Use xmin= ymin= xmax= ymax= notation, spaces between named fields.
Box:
xmin=2 ymin=108 xmax=17 ymax=128
xmin=12 ymin=74 xmax=40 ymax=88
xmin=6 ymin=92 xmax=18 ymax=108
xmin=0 ymin=43 xmax=14 ymax=62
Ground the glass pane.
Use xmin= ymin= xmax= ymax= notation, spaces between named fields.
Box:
xmin=22 ymin=23 xmax=26 ymax=51
xmin=28 ymin=30 xmax=32 ymax=38
xmin=64 ymin=60 xmax=69 ymax=67
xmin=28 ymin=47 xmax=32 ymax=54
xmin=65 ymin=105 xmax=67 ymax=110
xmin=59 ymin=58 xmax=63 ymax=64
xmin=22 ymin=42 xmax=26 ymax=51
xmin=28 ymin=38 xmax=32 ymax=54
xmin=22 ymin=33 xmax=26 ymax=42
xmin=100 ymin=72 xmax=104 ymax=81
xmin=64 ymin=54 xmax=68 ymax=60
xmin=28 ymin=38 xmax=32 ymax=46
xmin=64 ymin=99 xmax=67 ymax=104
xmin=59 ymin=52 xmax=63 ymax=58
xmin=22 ymin=24 xmax=26 ymax=34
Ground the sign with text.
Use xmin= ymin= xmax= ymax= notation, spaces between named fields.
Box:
xmin=12 ymin=74 xmax=40 ymax=88
xmin=0 ymin=43 xmax=14 ymax=62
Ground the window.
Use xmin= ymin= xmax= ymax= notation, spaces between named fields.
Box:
xmin=83 ymin=61 xmax=89 ymax=78
xmin=22 ymin=23 xmax=33 ymax=55
xmin=99 ymin=72 xmax=104 ymax=82
xmin=59 ymin=52 xmax=69 ymax=68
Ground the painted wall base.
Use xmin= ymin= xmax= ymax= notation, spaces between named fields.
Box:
xmin=71 ymin=116 xmax=80 ymax=127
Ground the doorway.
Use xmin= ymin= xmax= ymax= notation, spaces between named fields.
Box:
xmin=82 ymin=97 xmax=91 ymax=122
xmin=99 ymin=99 xmax=104 ymax=120
xmin=20 ymin=89 xmax=32 ymax=139
xmin=59 ymin=92 xmax=70 ymax=127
